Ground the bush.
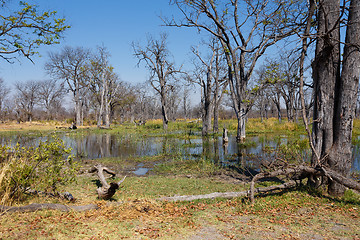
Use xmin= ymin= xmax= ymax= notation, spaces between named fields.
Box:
xmin=0 ymin=136 xmax=79 ymax=205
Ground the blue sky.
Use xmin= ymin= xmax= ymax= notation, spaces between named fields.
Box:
xmin=1 ymin=0 xmax=202 ymax=87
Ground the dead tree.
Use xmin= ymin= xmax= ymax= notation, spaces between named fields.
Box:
xmin=166 ymin=0 xmax=305 ymax=141
xmin=89 ymin=164 xmax=126 ymax=200
xmin=222 ymin=127 xmax=228 ymax=144
xmin=132 ymin=33 xmax=181 ymax=130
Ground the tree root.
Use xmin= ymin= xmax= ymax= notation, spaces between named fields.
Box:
xmin=249 ymin=165 xmax=360 ymax=203
xmin=159 ymin=165 xmax=359 ymax=202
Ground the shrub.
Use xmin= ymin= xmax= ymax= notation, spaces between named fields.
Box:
xmin=0 ymin=136 xmax=79 ymax=205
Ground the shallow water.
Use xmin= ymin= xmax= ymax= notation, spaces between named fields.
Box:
xmin=0 ymin=132 xmax=359 ymax=173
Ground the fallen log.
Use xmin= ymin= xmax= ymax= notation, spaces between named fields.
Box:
xmin=89 ymin=164 xmax=126 ymax=200
xmin=26 ymin=189 xmax=75 ymax=202
xmin=0 ymin=203 xmax=98 ymax=214
xmin=158 ymin=181 xmax=297 ymax=202
xmin=98 ymin=126 xmax=111 ymax=129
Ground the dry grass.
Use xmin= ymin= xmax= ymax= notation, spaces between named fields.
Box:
xmin=0 ymin=188 xmax=358 ymax=239
xmin=0 ymin=121 xmax=96 ymax=132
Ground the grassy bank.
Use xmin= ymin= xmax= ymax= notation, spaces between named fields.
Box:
xmin=0 ymin=119 xmax=359 ymax=239
xmin=0 ymin=118 xmax=306 ymax=135
xmin=0 ymin=150 xmax=359 ymax=239
xmin=0 ymin=174 xmax=359 ymax=239
xmin=1 ymin=117 xmax=360 ymax=136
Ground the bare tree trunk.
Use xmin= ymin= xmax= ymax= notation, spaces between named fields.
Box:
xmin=75 ymin=92 xmax=82 ymax=127
xmin=202 ymin=69 xmax=213 ymax=136
xmin=213 ymin=102 xmax=220 ymax=132
xmin=202 ymin=104 xmax=212 ymax=136
xmin=183 ymin=86 xmax=189 ymax=121
xmin=160 ymin=90 xmax=169 ymax=130
xmin=328 ymin=0 xmax=360 ymax=195
xmin=274 ymin=102 xmax=281 ymax=123
xmin=97 ymin=79 xmax=105 ymax=127
xmin=104 ymin=77 xmax=110 ymax=128
xmin=239 ymin=107 xmax=246 ymax=141
xmin=213 ymin=79 xmax=228 ymax=133
xmin=312 ymin=0 xmax=340 ymax=165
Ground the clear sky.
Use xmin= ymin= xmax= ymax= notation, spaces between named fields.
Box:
xmin=0 ymin=0 xmax=203 ymax=87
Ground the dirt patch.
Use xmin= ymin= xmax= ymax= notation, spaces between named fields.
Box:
xmin=187 ymin=226 xmax=225 ymax=240
xmin=0 ymin=121 xmax=95 ymax=132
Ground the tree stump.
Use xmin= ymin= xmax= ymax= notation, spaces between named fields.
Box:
xmin=223 ymin=127 xmax=229 ymax=144
xmin=89 ymin=164 xmax=126 ymax=200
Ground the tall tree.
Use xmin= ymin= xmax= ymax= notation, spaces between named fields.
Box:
xmin=0 ymin=78 xmax=9 ymax=117
xmin=166 ymin=0 xmax=305 ymax=141
xmin=45 ymin=46 xmax=90 ymax=126
xmin=302 ymin=0 xmax=360 ymax=196
xmin=111 ymin=81 xmax=137 ymax=123
xmin=132 ymin=33 xmax=181 ymax=130
xmin=190 ymin=38 xmax=228 ymax=135
xmin=14 ymin=80 xmax=39 ymax=122
xmin=182 ymin=84 xmax=191 ymax=121
xmin=37 ymin=79 xmax=66 ymax=120
xmin=0 ymin=1 xmax=68 ymax=63
xmin=87 ymin=46 xmax=118 ymax=128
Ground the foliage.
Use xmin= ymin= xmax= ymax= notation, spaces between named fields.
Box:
xmin=271 ymin=138 xmax=310 ymax=163
xmin=0 ymin=136 xmax=79 ymax=204
xmin=0 ymin=1 xmax=69 ymax=63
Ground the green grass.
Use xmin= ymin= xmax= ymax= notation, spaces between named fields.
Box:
xmin=0 ymin=118 xmax=359 ymax=239
xmin=154 ymin=157 xmax=221 ymax=176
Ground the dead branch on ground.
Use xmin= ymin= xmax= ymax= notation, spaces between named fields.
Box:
xmin=89 ymin=164 xmax=126 ymax=200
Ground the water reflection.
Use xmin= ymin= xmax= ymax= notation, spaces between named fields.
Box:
xmin=0 ymin=132 xmax=359 ymax=172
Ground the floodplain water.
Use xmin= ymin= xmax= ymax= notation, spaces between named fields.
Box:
xmin=0 ymin=132 xmax=359 ymax=174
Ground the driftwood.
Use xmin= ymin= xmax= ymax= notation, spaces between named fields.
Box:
xmin=0 ymin=203 xmax=98 ymax=214
xmin=158 ymin=181 xmax=297 ymax=202
xmin=89 ymin=164 xmax=126 ymax=200
xmin=98 ymin=126 xmax=111 ymax=129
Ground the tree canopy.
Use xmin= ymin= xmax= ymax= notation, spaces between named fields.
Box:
xmin=0 ymin=1 xmax=69 ymax=63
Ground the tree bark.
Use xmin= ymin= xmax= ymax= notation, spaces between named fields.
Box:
xmin=75 ymin=87 xmax=82 ymax=127
xmin=328 ymin=0 xmax=360 ymax=195
xmin=202 ymin=69 xmax=213 ymax=136
xmin=160 ymin=88 xmax=169 ymax=130
xmin=97 ymin=77 xmax=105 ymax=127
xmin=104 ymin=76 xmax=111 ymax=128
xmin=311 ymin=0 xmax=341 ymax=166
xmin=158 ymin=181 xmax=297 ymax=202
xmin=310 ymin=0 xmax=360 ymax=196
